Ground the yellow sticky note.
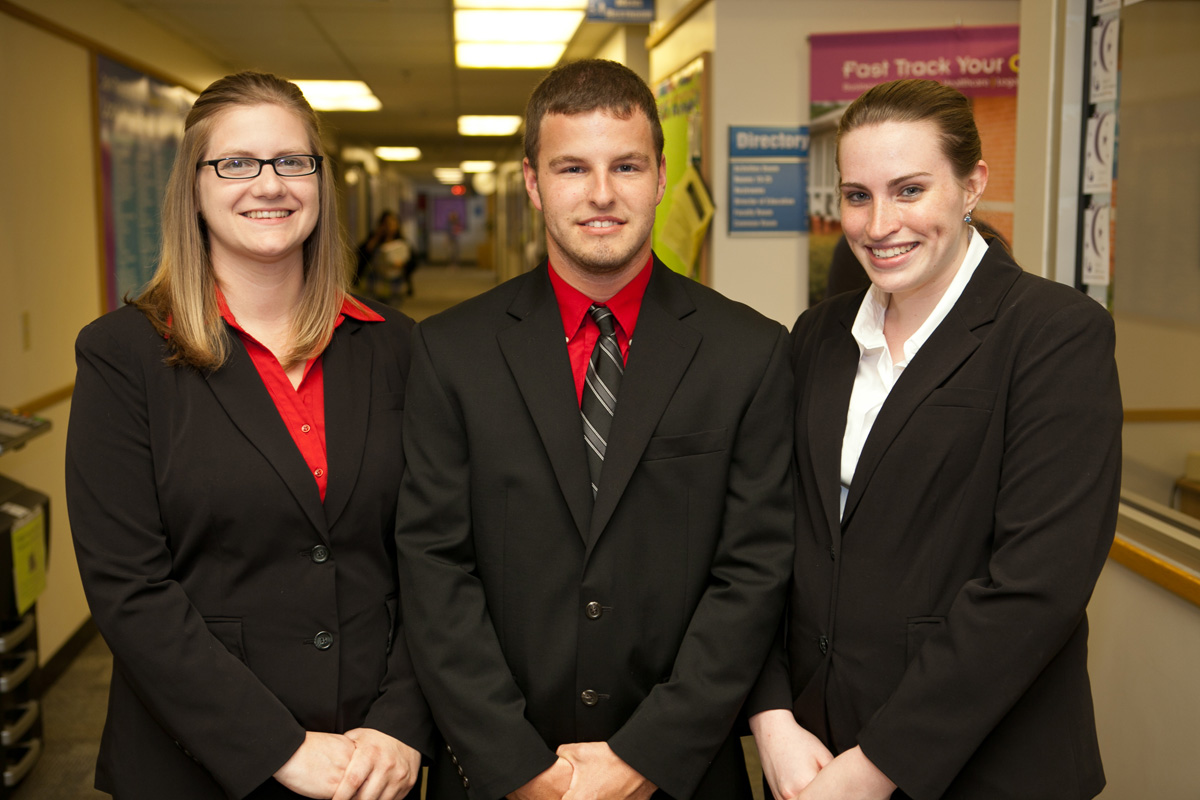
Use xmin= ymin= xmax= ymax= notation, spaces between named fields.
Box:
xmin=10 ymin=509 xmax=46 ymax=616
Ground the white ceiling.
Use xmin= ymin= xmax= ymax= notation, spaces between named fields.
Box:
xmin=112 ymin=0 xmax=624 ymax=178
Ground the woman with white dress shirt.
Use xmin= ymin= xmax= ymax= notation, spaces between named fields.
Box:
xmin=746 ymin=79 xmax=1122 ymax=800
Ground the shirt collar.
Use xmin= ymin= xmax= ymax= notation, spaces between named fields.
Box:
xmin=214 ymin=286 xmax=385 ymax=334
xmin=548 ymin=256 xmax=653 ymax=340
xmin=850 ymin=226 xmax=990 ymax=364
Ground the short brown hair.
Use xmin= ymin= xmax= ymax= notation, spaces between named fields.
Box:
xmin=836 ymin=79 xmax=982 ymax=182
xmin=523 ymin=58 xmax=663 ymax=168
xmin=135 ymin=71 xmax=351 ymax=371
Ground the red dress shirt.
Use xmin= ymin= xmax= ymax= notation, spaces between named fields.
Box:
xmin=216 ymin=289 xmax=385 ymax=501
xmin=548 ymin=258 xmax=652 ymax=405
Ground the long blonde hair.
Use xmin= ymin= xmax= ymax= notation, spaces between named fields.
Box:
xmin=134 ymin=71 xmax=351 ymax=371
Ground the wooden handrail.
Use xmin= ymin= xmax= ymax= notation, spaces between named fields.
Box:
xmin=1124 ymin=408 xmax=1200 ymax=423
xmin=1109 ymin=537 xmax=1200 ymax=609
xmin=13 ymin=385 xmax=75 ymax=416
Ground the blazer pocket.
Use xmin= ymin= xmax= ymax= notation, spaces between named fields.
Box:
xmin=641 ymin=427 xmax=727 ymax=461
xmin=204 ymin=617 xmax=247 ymax=663
xmin=905 ymin=615 xmax=945 ymax=663
xmin=924 ymin=387 xmax=995 ymax=410
xmin=371 ymin=390 xmax=406 ymax=413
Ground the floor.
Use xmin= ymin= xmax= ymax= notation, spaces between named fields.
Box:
xmin=15 ymin=263 xmax=767 ymax=799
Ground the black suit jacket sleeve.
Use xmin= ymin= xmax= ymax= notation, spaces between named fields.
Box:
xmin=857 ymin=291 xmax=1122 ymax=798
xmin=67 ymin=318 xmax=304 ymax=798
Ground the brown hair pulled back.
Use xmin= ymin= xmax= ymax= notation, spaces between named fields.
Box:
xmin=836 ymin=79 xmax=982 ymax=182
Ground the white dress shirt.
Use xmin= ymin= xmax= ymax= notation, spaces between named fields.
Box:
xmin=839 ymin=229 xmax=990 ymax=518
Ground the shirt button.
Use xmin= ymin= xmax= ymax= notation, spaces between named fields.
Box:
xmin=310 ymin=545 xmax=330 ymax=564
xmin=314 ymin=468 xmax=324 ymax=478
xmin=313 ymin=631 xmax=334 ymax=650
xmin=580 ymin=689 xmax=599 ymax=707
xmin=585 ymin=601 xmax=603 ymax=620
xmin=301 ymin=424 xmax=311 ymax=433
xmin=818 ymin=635 xmax=829 ymax=655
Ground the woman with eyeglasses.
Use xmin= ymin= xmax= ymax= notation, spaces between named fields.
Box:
xmin=66 ymin=72 xmax=430 ymax=800
xmin=746 ymin=79 xmax=1121 ymax=799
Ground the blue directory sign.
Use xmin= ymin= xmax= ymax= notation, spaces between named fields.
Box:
xmin=728 ymin=126 xmax=809 ymax=234
xmin=586 ymin=0 xmax=654 ymax=24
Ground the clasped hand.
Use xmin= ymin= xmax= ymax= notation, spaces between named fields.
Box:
xmin=507 ymin=742 xmax=656 ymax=800
xmin=273 ymin=728 xmax=421 ymax=800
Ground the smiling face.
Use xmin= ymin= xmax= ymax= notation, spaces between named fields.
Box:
xmin=523 ymin=108 xmax=666 ymax=285
xmin=838 ymin=119 xmax=987 ymax=307
xmin=196 ymin=103 xmax=320 ymax=276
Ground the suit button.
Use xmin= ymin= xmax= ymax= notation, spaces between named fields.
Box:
xmin=462 ymin=777 xmax=470 ymax=789
xmin=818 ymin=635 xmax=829 ymax=655
xmin=580 ymin=689 xmax=599 ymax=707
xmin=313 ymin=631 xmax=334 ymax=650
xmin=310 ymin=545 xmax=330 ymax=564
xmin=585 ymin=601 xmax=603 ymax=620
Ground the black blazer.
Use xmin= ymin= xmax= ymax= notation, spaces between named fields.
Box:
xmin=750 ymin=242 xmax=1122 ymax=799
xmin=66 ymin=299 xmax=433 ymax=800
xmin=395 ymin=258 xmax=796 ymax=800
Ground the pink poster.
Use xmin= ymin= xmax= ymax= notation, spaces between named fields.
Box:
xmin=810 ymin=26 xmax=1019 ymax=103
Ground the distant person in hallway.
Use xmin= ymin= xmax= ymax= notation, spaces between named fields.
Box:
xmin=357 ymin=210 xmax=416 ymax=303
xmin=746 ymin=78 xmax=1122 ymax=800
xmin=394 ymin=58 xmax=795 ymax=800
xmin=66 ymin=72 xmax=431 ymax=800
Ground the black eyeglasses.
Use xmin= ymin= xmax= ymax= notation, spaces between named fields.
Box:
xmin=197 ymin=155 xmax=323 ymax=179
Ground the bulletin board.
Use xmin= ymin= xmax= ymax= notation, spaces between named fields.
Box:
xmin=95 ymin=55 xmax=196 ymax=310
xmin=653 ymin=54 xmax=711 ymax=283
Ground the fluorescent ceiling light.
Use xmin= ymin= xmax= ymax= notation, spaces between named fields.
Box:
xmin=455 ymin=10 xmax=584 ymax=43
xmin=455 ymin=1 xmax=585 ymax=8
xmin=434 ymin=168 xmax=465 ymax=184
xmin=456 ymin=42 xmax=566 ymax=69
xmin=292 ymin=80 xmax=381 ymax=111
xmin=374 ymin=146 xmax=422 ymax=161
xmin=460 ymin=160 xmax=497 ymax=173
xmin=458 ymin=115 xmax=523 ymax=136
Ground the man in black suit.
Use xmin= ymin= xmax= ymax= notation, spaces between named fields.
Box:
xmin=395 ymin=59 xmax=795 ymax=800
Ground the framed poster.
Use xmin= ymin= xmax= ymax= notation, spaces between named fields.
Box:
xmin=653 ymin=54 xmax=711 ymax=282
xmin=96 ymin=55 xmax=196 ymax=309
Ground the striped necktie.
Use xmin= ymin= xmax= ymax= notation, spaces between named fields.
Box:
xmin=581 ymin=304 xmax=623 ymax=497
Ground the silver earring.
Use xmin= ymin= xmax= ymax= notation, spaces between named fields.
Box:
xmin=964 ymin=211 xmax=973 ymax=224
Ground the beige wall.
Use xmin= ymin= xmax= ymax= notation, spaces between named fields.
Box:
xmin=0 ymin=2 xmax=228 ymax=664
xmin=1090 ymin=557 xmax=1200 ymax=799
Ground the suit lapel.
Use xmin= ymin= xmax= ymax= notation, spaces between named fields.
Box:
xmin=841 ymin=245 xmax=1021 ymax=524
xmin=806 ymin=300 xmax=861 ymax=540
xmin=588 ymin=262 xmax=700 ymax=547
xmin=498 ymin=266 xmax=594 ymax=540
xmin=321 ymin=318 xmax=372 ymax=531
xmin=204 ymin=333 xmax=329 ymax=539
